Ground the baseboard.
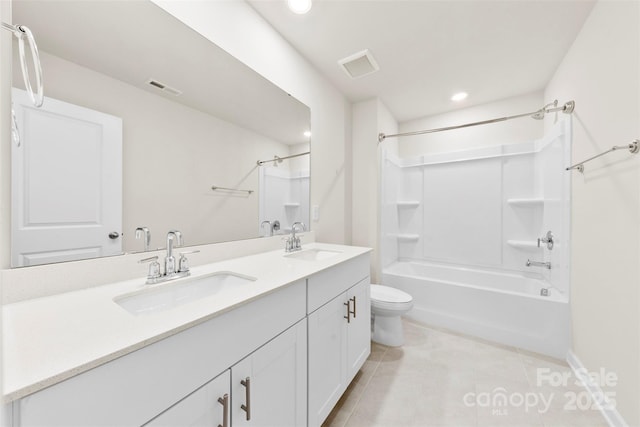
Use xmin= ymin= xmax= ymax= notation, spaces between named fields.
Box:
xmin=566 ymin=350 xmax=628 ymax=427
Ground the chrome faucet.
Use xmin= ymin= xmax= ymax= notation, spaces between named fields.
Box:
xmin=138 ymin=230 xmax=198 ymax=284
xmin=285 ymin=222 xmax=306 ymax=252
xmin=526 ymin=259 xmax=551 ymax=269
xmin=134 ymin=227 xmax=150 ymax=251
xmin=165 ymin=231 xmax=179 ymax=276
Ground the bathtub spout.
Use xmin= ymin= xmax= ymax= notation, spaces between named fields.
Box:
xmin=526 ymin=259 xmax=551 ymax=269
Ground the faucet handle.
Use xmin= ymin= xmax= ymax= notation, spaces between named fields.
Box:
xmin=178 ymin=250 xmax=200 ymax=273
xmin=139 ymin=256 xmax=161 ymax=281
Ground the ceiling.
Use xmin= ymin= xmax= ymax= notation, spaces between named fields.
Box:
xmin=248 ymin=0 xmax=596 ymax=122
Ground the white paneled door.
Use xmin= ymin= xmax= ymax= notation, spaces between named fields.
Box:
xmin=11 ymin=88 xmax=123 ymax=267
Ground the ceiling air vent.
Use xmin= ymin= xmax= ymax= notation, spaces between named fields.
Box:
xmin=338 ymin=49 xmax=379 ymax=79
xmin=146 ymin=79 xmax=182 ymax=96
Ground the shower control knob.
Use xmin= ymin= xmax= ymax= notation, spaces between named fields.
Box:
xmin=537 ymin=231 xmax=554 ymax=250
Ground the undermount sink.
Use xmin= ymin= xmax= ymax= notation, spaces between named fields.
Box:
xmin=285 ymin=248 xmax=342 ymax=261
xmin=114 ymin=271 xmax=256 ymax=316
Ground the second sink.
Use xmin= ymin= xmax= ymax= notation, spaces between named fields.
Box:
xmin=114 ymin=271 xmax=256 ymax=316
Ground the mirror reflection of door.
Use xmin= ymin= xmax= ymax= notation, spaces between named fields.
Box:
xmin=11 ymin=88 xmax=123 ymax=267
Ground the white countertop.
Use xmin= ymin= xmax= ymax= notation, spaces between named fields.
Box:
xmin=3 ymin=243 xmax=371 ymax=402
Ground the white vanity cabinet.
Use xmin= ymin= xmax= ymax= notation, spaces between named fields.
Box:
xmin=9 ymin=248 xmax=372 ymax=427
xmin=307 ymin=255 xmax=370 ymax=427
xmin=13 ymin=280 xmax=306 ymax=427
xmin=146 ymin=320 xmax=307 ymax=427
xmin=231 ymin=320 xmax=307 ymax=427
xmin=144 ymin=370 xmax=231 ymax=427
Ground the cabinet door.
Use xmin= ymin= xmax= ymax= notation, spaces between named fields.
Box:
xmin=232 ymin=320 xmax=307 ymax=427
xmin=144 ymin=370 xmax=230 ymax=427
xmin=346 ymin=278 xmax=371 ymax=382
xmin=307 ymin=293 xmax=349 ymax=427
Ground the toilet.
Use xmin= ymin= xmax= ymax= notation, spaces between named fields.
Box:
xmin=370 ymin=284 xmax=413 ymax=347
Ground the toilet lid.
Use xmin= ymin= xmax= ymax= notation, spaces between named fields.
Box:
xmin=370 ymin=284 xmax=412 ymax=304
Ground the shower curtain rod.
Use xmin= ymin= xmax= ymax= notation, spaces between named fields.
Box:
xmin=377 ymin=100 xmax=575 ymax=143
xmin=257 ymin=151 xmax=310 ymax=166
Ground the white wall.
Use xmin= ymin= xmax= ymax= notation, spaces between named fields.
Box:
xmin=14 ymin=50 xmax=294 ymax=252
xmin=399 ymin=91 xmax=544 ymax=157
xmin=544 ymin=1 xmax=640 ymax=425
xmin=351 ymin=99 xmax=397 ymax=282
xmin=153 ymin=0 xmax=351 ymax=245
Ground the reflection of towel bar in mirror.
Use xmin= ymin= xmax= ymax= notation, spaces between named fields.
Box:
xmin=566 ymin=139 xmax=639 ymax=173
xmin=257 ymin=151 xmax=310 ymax=166
xmin=2 ymin=22 xmax=44 ymax=107
xmin=211 ymin=186 xmax=254 ymax=195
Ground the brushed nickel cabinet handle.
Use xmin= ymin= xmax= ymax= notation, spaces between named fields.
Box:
xmin=240 ymin=377 xmax=251 ymax=420
xmin=217 ymin=393 xmax=229 ymax=427
xmin=344 ymin=300 xmax=351 ymax=323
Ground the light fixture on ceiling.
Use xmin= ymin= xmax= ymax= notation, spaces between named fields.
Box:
xmin=288 ymin=0 xmax=312 ymax=14
xmin=451 ymin=92 xmax=468 ymax=102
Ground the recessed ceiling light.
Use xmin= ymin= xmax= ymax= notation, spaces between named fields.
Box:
xmin=288 ymin=0 xmax=312 ymax=14
xmin=451 ymin=92 xmax=468 ymax=102
xmin=304 ymin=131 xmax=312 ymax=138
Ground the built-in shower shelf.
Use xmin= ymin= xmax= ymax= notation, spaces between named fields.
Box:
xmin=395 ymin=201 xmax=420 ymax=208
xmin=506 ymin=198 xmax=544 ymax=207
xmin=391 ymin=233 xmax=420 ymax=242
xmin=283 ymin=203 xmax=300 ymax=208
xmin=506 ymin=240 xmax=540 ymax=250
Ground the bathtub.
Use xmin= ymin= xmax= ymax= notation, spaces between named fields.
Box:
xmin=382 ymin=260 xmax=571 ymax=359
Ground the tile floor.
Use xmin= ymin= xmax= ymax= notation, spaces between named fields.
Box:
xmin=323 ymin=319 xmax=609 ymax=427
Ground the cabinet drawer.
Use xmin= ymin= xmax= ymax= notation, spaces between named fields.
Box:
xmin=15 ymin=280 xmax=306 ymax=427
xmin=307 ymin=254 xmax=369 ymax=313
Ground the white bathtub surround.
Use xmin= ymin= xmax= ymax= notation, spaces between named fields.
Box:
xmin=2 ymin=242 xmax=368 ymax=402
xmin=259 ymin=165 xmax=310 ymax=233
xmin=379 ymin=118 xmax=572 ymax=358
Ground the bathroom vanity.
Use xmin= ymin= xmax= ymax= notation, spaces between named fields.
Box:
xmin=3 ymin=243 xmax=371 ymax=427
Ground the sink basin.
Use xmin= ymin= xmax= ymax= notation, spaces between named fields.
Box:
xmin=285 ymin=248 xmax=342 ymax=261
xmin=114 ymin=271 xmax=256 ymax=316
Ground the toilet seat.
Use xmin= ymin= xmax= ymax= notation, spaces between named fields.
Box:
xmin=370 ymin=284 xmax=413 ymax=311
xmin=370 ymin=284 xmax=412 ymax=303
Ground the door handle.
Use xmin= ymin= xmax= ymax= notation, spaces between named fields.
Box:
xmin=240 ymin=377 xmax=251 ymax=420
xmin=108 ymin=232 xmax=120 ymax=239
xmin=217 ymin=393 xmax=229 ymax=427
xmin=349 ymin=296 xmax=356 ymax=318
xmin=344 ymin=300 xmax=351 ymax=323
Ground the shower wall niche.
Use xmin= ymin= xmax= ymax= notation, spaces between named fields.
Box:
xmin=381 ymin=119 xmax=571 ymax=295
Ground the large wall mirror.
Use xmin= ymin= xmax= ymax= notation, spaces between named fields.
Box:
xmin=9 ymin=0 xmax=311 ymax=267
